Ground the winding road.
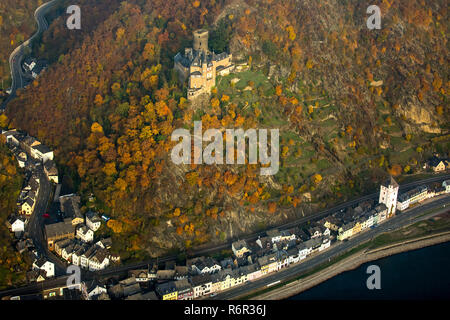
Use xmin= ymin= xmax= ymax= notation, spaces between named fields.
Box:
xmin=0 ymin=0 xmax=59 ymax=111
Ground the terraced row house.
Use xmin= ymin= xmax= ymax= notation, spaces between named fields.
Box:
xmin=397 ymin=185 xmax=429 ymax=211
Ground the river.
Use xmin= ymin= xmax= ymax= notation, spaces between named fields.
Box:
xmin=289 ymin=241 xmax=450 ymax=300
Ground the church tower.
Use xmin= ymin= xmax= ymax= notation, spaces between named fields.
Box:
xmin=379 ymin=176 xmax=399 ymax=217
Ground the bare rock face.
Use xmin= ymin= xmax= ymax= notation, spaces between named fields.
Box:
xmin=399 ymin=101 xmax=441 ymax=134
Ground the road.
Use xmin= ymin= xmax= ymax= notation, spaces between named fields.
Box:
xmin=211 ymin=194 xmax=450 ymax=300
xmin=26 ymin=164 xmax=67 ymax=276
xmin=0 ymin=0 xmax=59 ymax=111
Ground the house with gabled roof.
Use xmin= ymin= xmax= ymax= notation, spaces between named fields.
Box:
xmin=76 ymin=224 xmax=94 ymax=243
xmin=156 ymin=281 xmax=178 ymax=300
xmin=44 ymin=160 xmax=58 ymax=183
xmin=231 ymin=239 xmax=251 ymax=258
xmin=86 ymin=211 xmax=102 ymax=231
xmin=33 ymin=257 xmax=55 ymax=278
xmin=88 ymin=248 xmax=110 ymax=271
xmin=175 ymin=278 xmax=193 ymax=300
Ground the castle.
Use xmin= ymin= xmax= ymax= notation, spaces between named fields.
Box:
xmin=174 ymin=29 xmax=234 ymax=100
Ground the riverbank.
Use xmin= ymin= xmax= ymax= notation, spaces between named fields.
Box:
xmin=250 ymin=228 xmax=450 ymax=300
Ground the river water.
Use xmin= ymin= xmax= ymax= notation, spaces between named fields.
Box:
xmin=289 ymin=241 xmax=450 ymax=300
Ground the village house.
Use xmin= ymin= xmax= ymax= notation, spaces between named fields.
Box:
xmin=156 ymin=269 xmax=176 ymax=281
xmin=210 ymin=273 xmax=222 ymax=293
xmin=231 ymin=239 xmax=251 ymax=258
xmin=109 ymin=277 xmax=141 ymax=299
xmin=443 ymin=180 xmax=450 ymax=193
xmin=32 ymin=258 xmax=55 ymax=278
xmin=76 ymin=224 xmax=94 ymax=243
xmin=174 ymin=266 xmax=189 ymax=280
xmin=427 ymin=156 xmax=447 ymax=172
xmin=190 ymin=274 xmax=212 ymax=298
xmin=60 ymin=195 xmax=84 ymax=226
xmin=8 ymin=216 xmax=26 ymax=233
xmin=321 ymin=215 xmax=342 ymax=231
xmin=318 ymin=236 xmax=331 ymax=252
xmin=375 ymin=203 xmax=388 ymax=223
xmin=337 ymin=221 xmax=354 ymax=241
xmin=82 ymin=280 xmax=107 ymax=300
xmin=306 ymin=226 xmax=323 ymax=239
xmin=187 ymin=256 xmax=221 ymax=275
xmin=71 ymin=244 xmax=88 ymax=266
xmin=80 ymin=245 xmax=97 ymax=269
xmin=265 ymin=229 xmax=282 ymax=243
xmin=128 ymin=270 xmax=150 ymax=282
xmin=276 ymin=250 xmax=290 ymax=270
xmin=156 ymin=281 xmax=178 ymax=300
xmin=96 ymin=237 xmax=112 ymax=250
xmin=397 ymin=185 xmax=429 ymax=211
xmin=2 ymin=129 xmax=24 ymax=147
xmin=174 ymin=29 xmax=234 ymax=100
xmin=54 ymin=238 xmax=72 ymax=256
xmin=61 ymin=243 xmax=75 ymax=262
xmin=30 ymin=143 xmax=54 ymax=163
xmin=44 ymin=160 xmax=58 ymax=183
xmin=88 ymin=248 xmax=110 ymax=271
xmin=20 ymin=197 xmax=35 ymax=215
xmin=175 ymin=278 xmax=193 ymax=300
xmin=86 ymin=211 xmax=102 ymax=231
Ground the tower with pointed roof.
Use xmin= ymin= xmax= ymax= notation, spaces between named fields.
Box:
xmin=379 ymin=176 xmax=399 ymax=217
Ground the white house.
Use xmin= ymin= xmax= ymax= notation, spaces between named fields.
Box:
xmin=397 ymin=185 xmax=428 ymax=211
xmin=44 ymin=160 xmax=58 ymax=184
xmin=33 ymin=258 xmax=55 ymax=278
xmin=10 ymin=217 xmax=26 ymax=233
xmin=72 ymin=246 xmax=87 ymax=266
xmin=88 ymin=249 xmax=110 ymax=271
xmin=61 ymin=244 xmax=74 ymax=262
xmin=86 ymin=211 xmax=102 ymax=231
xmin=266 ymin=229 xmax=282 ymax=243
xmin=80 ymin=246 xmax=97 ymax=269
xmin=188 ymin=257 xmax=221 ymax=275
xmin=84 ymin=281 xmax=107 ymax=300
xmin=191 ymin=274 xmax=212 ymax=298
xmin=443 ymin=180 xmax=450 ymax=193
xmin=77 ymin=225 xmax=94 ymax=243
xmin=287 ymin=248 xmax=300 ymax=264
xmin=319 ymin=236 xmax=331 ymax=252
xmin=2 ymin=130 xmax=22 ymax=147
xmin=297 ymin=243 xmax=310 ymax=260
xmin=31 ymin=144 xmax=54 ymax=163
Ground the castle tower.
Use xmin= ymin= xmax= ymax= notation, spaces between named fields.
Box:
xmin=193 ymin=29 xmax=209 ymax=54
xmin=379 ymin=176 xmax=399 ymax=217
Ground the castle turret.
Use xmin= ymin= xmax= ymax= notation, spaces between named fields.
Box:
xmin=193 ymin=29 xmax=209 ymax=54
